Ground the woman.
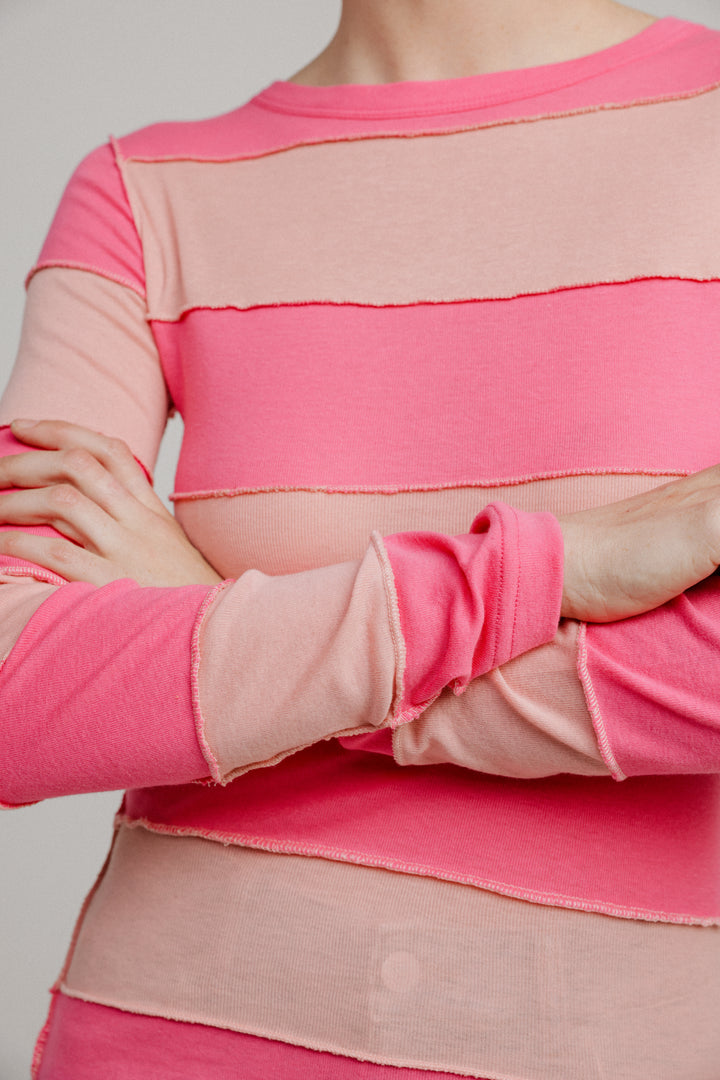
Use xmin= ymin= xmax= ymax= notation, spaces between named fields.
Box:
xmin=3 ymin=0 xmax=720 ymax=1076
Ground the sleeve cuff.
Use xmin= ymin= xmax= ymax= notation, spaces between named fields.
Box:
xmin=381 ymin=502 xmax=565 ymax=724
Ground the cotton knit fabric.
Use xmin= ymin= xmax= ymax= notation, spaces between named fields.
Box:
xmin=2 ymin=14 xmax=720 ymax=1078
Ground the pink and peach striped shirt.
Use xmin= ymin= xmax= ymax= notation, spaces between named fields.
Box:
xmin=3 ymin=13 xmax=720 ymax=1078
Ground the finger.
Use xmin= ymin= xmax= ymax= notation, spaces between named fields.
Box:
xmin=9 ymin=419 xmax=162 ymax=513
xmin=0 ymin=484 xmax=115 ymax=551
xmin=0 ymin=530 xmax=113 ymax=587
xmin=0 ymin=446 xmax=143 ymax=524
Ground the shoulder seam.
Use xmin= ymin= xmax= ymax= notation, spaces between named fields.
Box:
xmin=109 ymin=136 xmax=150 ymax=303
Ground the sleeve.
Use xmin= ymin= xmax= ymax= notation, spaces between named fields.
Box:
xmin=0 ymin=143 xmax=565 ymax=807
xmin=387 ymin=618 xmax=611 ymax=778
xmin=340 ymin=575 xmax=720 ymax=784
xmin=577 ymin=576 xmax=720 ymax=779
xmin=339 ymin=617 xmax=612 ymax=778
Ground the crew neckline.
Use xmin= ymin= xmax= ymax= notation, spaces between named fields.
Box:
xmin=255 ymin=16 xmax=701 ymax=118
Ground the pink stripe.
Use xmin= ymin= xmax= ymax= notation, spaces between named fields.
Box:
xmin=377 ymin=618 xmax=608 ymax=779
xmin=583 ymin=577 xmax=720 ymax=777
xmin=153 ymin=281 xmax=720 ymax=493
xmin=0 ymin=576 xmax=212 ymax=804
xmin=0 ymin=272 xmax=168 ymax=480
xmin=121 ymin=740 xmax=720 ymax=923
xmin=37 ymin=993 xmax=476 ymax=1080
xmin=30 ymin=144 xmax=145 ymax=297
xmin=194 ymin=544 xmax=398 ymax=784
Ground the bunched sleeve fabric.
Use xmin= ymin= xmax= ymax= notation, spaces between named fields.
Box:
xmin=0 ymin=143 xmax=566 ymax=806
xmin=381 ymin=618 xmax=612 ymax=778
xmin=354 ymin=576 xmax=720 ymax=783
xmin=578 ymin=577 xmax=720 ymax=779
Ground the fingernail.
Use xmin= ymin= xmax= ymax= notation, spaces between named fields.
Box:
xmin=12 ymin=419 xmax=36 ymax=429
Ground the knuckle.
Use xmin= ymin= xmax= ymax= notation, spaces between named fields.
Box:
xmin=0 ymin=531 xmax=23 ymax=553
xmin=105 ymin=436 xmax=133 ymax=463
xmin=50 ymin=483 xmax=81 ymax=508
xmin=48 ymin=538 xmax=75 ymax=565
xmin=63 ymin=447 xmax=97 ymax=476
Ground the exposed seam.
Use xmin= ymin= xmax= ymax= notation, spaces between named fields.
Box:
xmin=370 ymin=532 xmax=407 ymax=727
xmin=189 ymin=579 xmax=234 ymax=783
xmin=217 ymin=721 xmax=382 ymax=787
xmin=496 ymin=505 xmax=511 ymax=668
xmin=123 ymin=66 xmax=716 ymax=159
xmin=0 ymin=564 xmax=67 ymax=587
xmin=109 ymin=136 xmax=153 ymax=313
xmin=24 ymin=260 xmax=146 ymax=299
xmin=30 ymin=989 xmax=60 ymax=1080
xmin=576 ymin=622 xmax=627 ymax=782
xmin=115 ymin=815 xmax=717 ymax=925
xmin=55 ymin=985 xmax=509 ymax=1080
xmin=393 ymin=687 xmax=445 ymax=727
xmin=146 ymin=275 xmax=720 ymax=323
xmin=169 ymin=469 xmax=687 ymax=501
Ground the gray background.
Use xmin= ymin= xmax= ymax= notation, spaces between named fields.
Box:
xmin=0 ymin=1 xmax=717 ymax=1075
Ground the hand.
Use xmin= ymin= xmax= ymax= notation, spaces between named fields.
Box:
xmin=0 ymin=419 xmax=224 ymax=587
xmin=558 ymin=464 xmax=720 ymax=622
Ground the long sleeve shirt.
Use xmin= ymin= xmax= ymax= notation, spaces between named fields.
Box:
xmin=6 ymin=14 xmax=720 ymax=1079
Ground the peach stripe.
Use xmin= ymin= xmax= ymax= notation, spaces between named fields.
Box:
xmin=120 ymin=87 xmax=720 ymax=320
xmin=197 ymin=545 xmax=398 ymax=784
xmin=61 ymin=825 xmax=720 ymax=1080
xmin=0 ymin=269 xmax=168 ymax=472
xmin=38 ymin=994 xmax=476 ymax=1080
xmin=172 ymin=474 xmax=678 ymax=578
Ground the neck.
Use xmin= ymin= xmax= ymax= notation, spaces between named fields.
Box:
xmin=287 ymin=0 xmax=658 ymax=86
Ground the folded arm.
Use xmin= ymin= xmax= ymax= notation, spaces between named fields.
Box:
xmin=346 ymin=482 xmax=720 ymax=780
xmin=4 ymin=140 xmax=720 ymax=807
xmin=0 ymin=259 xmax=564 ymax=806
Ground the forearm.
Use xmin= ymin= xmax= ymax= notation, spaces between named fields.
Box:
xmin=350 ymin=576 xmax=720 ymax=783
xmin=0 ymin=494 xmax=564 ymax=805
xmin=387 ymin=618 xmax=609 ymax=777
